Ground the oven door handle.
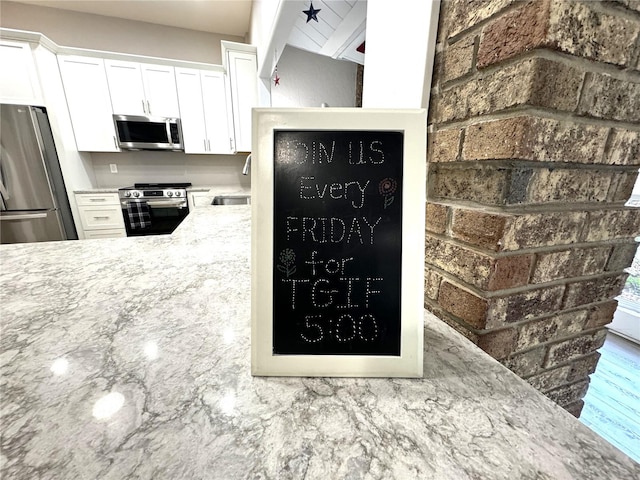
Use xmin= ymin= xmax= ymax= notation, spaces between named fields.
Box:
xmin=121 ymin=199 xmax=187 ymax=208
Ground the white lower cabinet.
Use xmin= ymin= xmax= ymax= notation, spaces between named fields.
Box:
xmin=75 ymin=193 xmax=126 ymax=239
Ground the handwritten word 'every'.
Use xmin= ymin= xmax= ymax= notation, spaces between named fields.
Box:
xmin=299 ymin=177 xmax=369 ymax=209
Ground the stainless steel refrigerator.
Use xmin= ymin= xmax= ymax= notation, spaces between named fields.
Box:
xmin=0 ymin=104 xmax=77 ymax=244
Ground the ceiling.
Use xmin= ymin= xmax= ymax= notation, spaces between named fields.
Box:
xmin=9 ymin=0 xmax=253 ymax=37
xmin=286 ymin=0 xmax=364 ymax=64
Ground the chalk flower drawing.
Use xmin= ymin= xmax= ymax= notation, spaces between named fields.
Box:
xmin=277 ymin=248 xmax=297 ymax=277
xmin=379 ymin=178 xmax=397 ymax=196
xmin=379 ymin=178 xmax=397 ymax=209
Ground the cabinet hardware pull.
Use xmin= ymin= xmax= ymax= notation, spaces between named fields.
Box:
xmin=207 ymin=139 xmax=211 ymax=151
xmin=93 ymin=216 xmax=110 ymax=220
xmin=147 ymin=100 xmax=151 ymax=115
xmin=204 ymin=139 xmax=207 ymax=151
xmin=141 ymin=99 xmax=146 ymax=113
xmin=0 ymin=212 xmax=47 ymax=221
xmin=89 ymin=198 xmax=106 ymax=202
xmin=229 ymin=138 xmax=233 ymax=150
xmin=113 ymin=136 xmax=118 ymax=149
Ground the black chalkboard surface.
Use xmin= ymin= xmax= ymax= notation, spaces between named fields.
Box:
xmin=273 ymin=130 xmax=404 ymax=355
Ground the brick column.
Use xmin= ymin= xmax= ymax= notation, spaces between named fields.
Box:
xmin=426 ymin=0 xmax=640 ymax=417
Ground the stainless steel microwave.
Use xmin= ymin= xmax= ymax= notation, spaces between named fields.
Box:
xmin=113 ymin=115 xmax=183 ymax=151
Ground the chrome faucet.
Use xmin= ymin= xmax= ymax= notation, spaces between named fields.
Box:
xmin=242 ymin=154 xmax=251 ymax=175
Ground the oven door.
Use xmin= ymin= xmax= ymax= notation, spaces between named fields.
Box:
xmin=121 ymin=198 xmax=189 ymax=236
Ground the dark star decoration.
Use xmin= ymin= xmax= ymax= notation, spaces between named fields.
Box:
xmin=274 ymin=74 xmax=280 ymax=86
xmin=303 ymin=2 xmax=321 ymax=23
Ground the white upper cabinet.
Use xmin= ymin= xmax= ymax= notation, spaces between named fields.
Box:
xmin=175 ymin=67 xmax=232 ymax=154
xmin=201 ymin=70 xmax=232 ymax=154
xmin=104 ymin=60 xmax=146 ymax=115
xmin=226 ymin=49 xmax=258 ymax=153
xmin=141 ymin=64 xmax=180 ymax=117
xmin=0 ymin=40 xmax=43 ymax=105
xmin=105 ymin=60 xmax=180 ymax=118
xmin=57 ymin=55 xmax=119 ymax=152
xmin=175 ymin=68 xmax=207 ymax=153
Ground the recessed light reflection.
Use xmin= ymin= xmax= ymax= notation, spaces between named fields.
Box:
xmin=92 ymin=392 xmax=125 ymax=420
xmin=50 ymin=358 xmax=69 ymax=375
xmin=219 ymin=391 xmax=236 ymax=415
xmin=143 ymin=341 xmax=159 ymax=360
xmin=222 ymin=328 xmax=234 ymax=344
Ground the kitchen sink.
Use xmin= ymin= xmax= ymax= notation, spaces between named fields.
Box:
xmin=211 ymin=195 xmax=251 ymax=205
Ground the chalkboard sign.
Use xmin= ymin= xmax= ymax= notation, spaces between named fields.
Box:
xmin=273 ymin=130 xmax=403 ymax=355
xmin=252 ymin=109 xmax=426 ymax=377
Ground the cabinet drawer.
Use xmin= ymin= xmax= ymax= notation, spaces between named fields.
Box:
xmin=79 ymin=205 xmax=125 ymax=230
xmin=83 ymin=229 xmax=127 ymax=239
xmin=76 ymin=193 xmax=119 ymax=206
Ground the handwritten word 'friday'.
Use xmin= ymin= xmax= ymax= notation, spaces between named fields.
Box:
xmin=286 ymin=216 xmax=382 ymax=245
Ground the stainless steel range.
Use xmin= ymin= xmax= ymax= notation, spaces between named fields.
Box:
xmin=118 ymin=182 xmax=191 ymax=236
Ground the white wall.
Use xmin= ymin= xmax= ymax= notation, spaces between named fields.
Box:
xmin=249 ymin=0 xmax=281 ymax=54
xmin=0 ymin=1 xmax=243 ymax=64
xmin=91 ymin=152 xmax=251 ymax=189
xmin=270 ymin=45 xmax=357 ymax=108
xmin=363 ymin=0 xmax=439 ymax=108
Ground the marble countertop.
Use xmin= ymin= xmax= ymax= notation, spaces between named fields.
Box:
xmin=74 ymin=188 xmax=120 ymax=194
xmin=1 ymin=206 xmax=638 ymax=479
xmin=187 ymin=186 xmax=251 ymax=208
xmin=74 ymin=186 xmax=251 ymax=194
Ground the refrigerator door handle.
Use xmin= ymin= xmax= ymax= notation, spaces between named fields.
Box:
xmin=0 ymin=145 xmax=11 ymax=203
xmin=0 ymin=177 xmax=8 ymax=200
xmin=0 ymin=211 xmax=48 ymax=221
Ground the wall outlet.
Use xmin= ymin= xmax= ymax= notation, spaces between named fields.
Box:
xmin=109 ymin=164 xmax=118 ymax=173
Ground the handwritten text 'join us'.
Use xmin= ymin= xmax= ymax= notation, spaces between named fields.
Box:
xmin=281 ymin=140 xmax=386 ymax=166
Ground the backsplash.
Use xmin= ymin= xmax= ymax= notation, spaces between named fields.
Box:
xmin=91 ymin=151 xmax=251 ymax=188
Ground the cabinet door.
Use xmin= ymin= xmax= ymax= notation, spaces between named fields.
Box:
xmin=227 ymin=51 xmax=258 ymax=152
xmin=202 ymin=70 xmax=232 ymax=154
xmin=0 ymin=40 xmax=43 ymax=105
xmin=58 ymin=55 xmax=119 ymax=152
xmin=105 ymin=59 xmax=146 ymax=115
xmin=175 ymin=67 xmax=207 ymax=154
xmin=141 ymin=64 xmax=180 ymax=117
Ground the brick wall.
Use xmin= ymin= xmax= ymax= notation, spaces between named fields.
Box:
xmin=426 ymin=0 xmax=640 ymax=417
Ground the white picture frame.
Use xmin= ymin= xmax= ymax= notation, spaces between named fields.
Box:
xmin=251 ymin=108 xmax=426 ymax=377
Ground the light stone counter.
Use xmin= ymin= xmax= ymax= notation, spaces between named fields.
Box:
xmin=1 ymin=206 xmax=638 ymax=479
xmin=73 ymin=188 xmax=120 ymax=194
xmin=187 ymin=185 xmax=251 ymax=209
